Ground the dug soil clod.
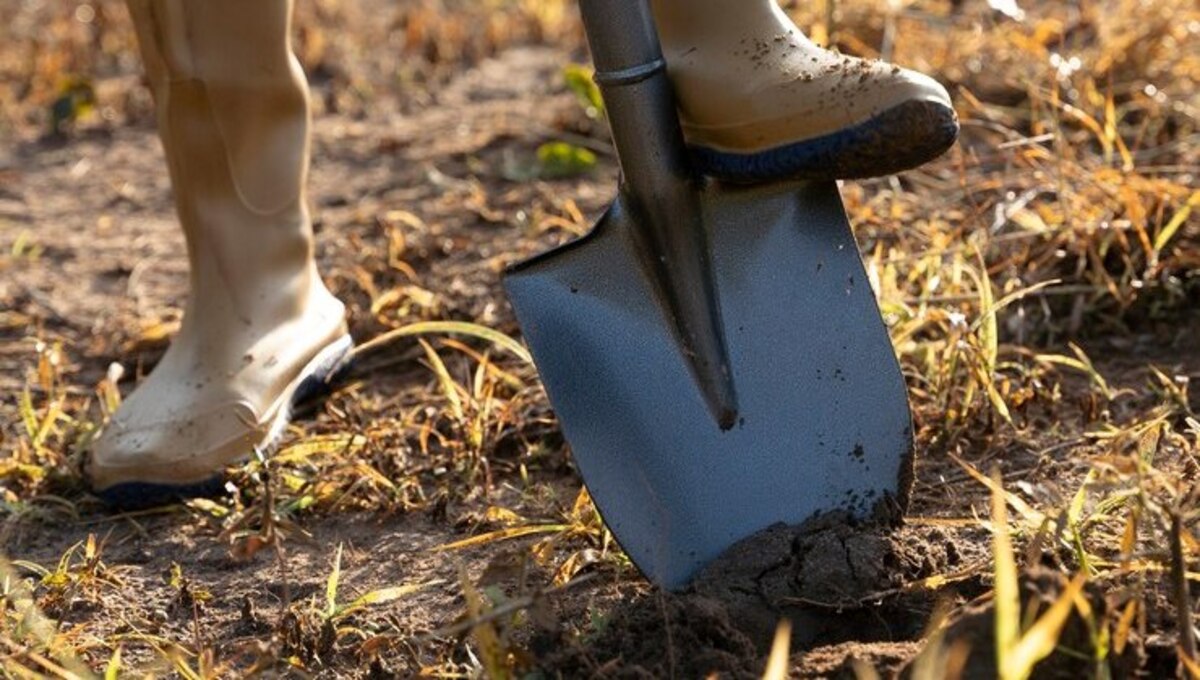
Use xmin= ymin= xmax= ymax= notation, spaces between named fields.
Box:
xmin=542 ymin=512 xmax=984 ymax=678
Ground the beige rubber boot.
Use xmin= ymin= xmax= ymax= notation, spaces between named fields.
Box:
xmin=86 ymin=0 xmax=351 ymax=507
xmin=650 ymin=0 xmax=959 ymax=182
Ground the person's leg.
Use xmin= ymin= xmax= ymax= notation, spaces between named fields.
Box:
xmin=86 ymin=0 xmax=350 ymax=506
xmin=651 ymin=0 xmax=959 ymax=182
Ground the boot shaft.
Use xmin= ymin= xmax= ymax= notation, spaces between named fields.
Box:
xmin=124 ymin=0 xmax=318 ymax=325
xmin=126 ymin=0 xmax=312 ymax=221
xmin=650 ymin=0 xmax=798 ymax=55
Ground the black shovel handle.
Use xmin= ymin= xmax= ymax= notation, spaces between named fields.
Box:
xmin=577 ymin=0 xmax=740 ymax=428
xmin=578 ymin=0 xmax=698 ymax=202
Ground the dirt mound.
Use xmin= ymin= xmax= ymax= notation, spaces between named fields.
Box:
xmin=541 ymin=594 xmax=763 ymax=679
xmin=542 ymin=513 xmax=976 ymax=677
xmin=691 ymin=513 xmax=963 ymax=650
xmin=793 ymin=641 xmax=924 ymax=679
xmin=937 ymin=568 xmax=1147 ymax=680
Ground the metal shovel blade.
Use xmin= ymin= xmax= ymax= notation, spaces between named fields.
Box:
xmin=505 ymin=179 xmax=913 ymax=590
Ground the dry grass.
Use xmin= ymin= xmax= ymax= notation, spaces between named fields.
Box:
xmin=1 ymin=0 xmax=1198 ymax=677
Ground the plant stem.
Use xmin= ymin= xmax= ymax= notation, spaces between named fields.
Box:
xmin=1171 ymin=513 xmax=1196 ymax=662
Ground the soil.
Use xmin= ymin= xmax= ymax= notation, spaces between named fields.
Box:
xmin=540 ymin=511 xmax=1185 ymax=679
xmin=541 ymin=513 xmax=991 ymax=678
xmin=693 ymin=514 xmax=975 ymax=650
xmin=0 ymin=43 xmax=620 ymax=676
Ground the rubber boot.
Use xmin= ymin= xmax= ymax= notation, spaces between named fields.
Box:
xmin=85 ymin=0 xmax=352 ymax=507
xmin=650 ymin=0 xmax=959 ymax=182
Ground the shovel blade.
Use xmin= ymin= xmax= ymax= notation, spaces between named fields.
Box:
xmin=505 ymin=180 xmax=913 ymax=590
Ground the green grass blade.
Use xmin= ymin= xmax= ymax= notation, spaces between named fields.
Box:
xmin=326 ymin=543 xmax=343 ymax=619
xmin=354 ymin=320 xmax=532 ymax=365
xmin=991 ymin=468 xmax=1021 ymax=680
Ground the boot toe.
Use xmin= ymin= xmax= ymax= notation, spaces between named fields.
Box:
xmin=84 ymin=333 xmax=353 ymax=509
xmin=85 ymin=400 xmax=267 ymax=506
xmin=685 ymin=56 xmax=959 ymax=182
xmin=693 ymin=98 xmax=959 ymax=183
xmin=884 ymin=65 xmax=954 ymax=111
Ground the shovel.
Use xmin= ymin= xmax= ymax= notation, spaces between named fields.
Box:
xmin=504 ymin=0 xmax=913 ymax=590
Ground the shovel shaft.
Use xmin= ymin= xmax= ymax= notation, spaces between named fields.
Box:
xmin=578 ymin=0 xmax=739 ymax=428
xmin=578 ymin=0 xmax=694 ymax=204
xmin=577 ymin=0 xmax=661 ymax=74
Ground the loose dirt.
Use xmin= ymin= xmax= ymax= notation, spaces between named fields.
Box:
xmin=541 ymin=505 xmax=1190 ymax=678
xmin=693 ymin=513 xmax=972 ymax=649
xmin=542 ymin=513 xmax=991 ymax=678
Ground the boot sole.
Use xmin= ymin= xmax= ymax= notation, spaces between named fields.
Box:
xmin=691 ymin=99 xmax=960 ymax=184
xmin=92 ymin=333 xmax=354 ymax=510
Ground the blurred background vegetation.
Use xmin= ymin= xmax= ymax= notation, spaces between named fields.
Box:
xmin=2 ymin=0 xmax=1195 ymax=328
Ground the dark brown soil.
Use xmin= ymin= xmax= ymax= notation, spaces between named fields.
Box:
xmin=937 ymin=568 xmax=1156 ymax=680
xmin=693 ymin=514 xmax=977 ymax=650
xmin=541 ymin=513 xmax=991 ymax=678
xmin=541 ymin=506 xmax=1194 ymax=678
